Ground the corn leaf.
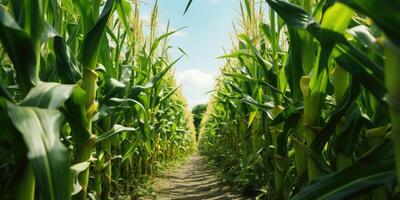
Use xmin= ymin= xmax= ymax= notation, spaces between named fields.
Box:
xmin=6 ymin=102 xmax=71 ymax=200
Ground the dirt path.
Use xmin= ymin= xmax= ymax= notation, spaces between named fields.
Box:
xmin=143 ymin=153 xmax=248 ymax=200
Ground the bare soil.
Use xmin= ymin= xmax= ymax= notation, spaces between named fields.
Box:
xmin=141 ymin=153 xmax=249 ymax=200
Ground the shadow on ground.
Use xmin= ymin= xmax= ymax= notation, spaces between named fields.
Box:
xmin=140 ymin=153 xmax=250 ymax=200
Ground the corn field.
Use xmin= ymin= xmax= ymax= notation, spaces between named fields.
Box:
xmin=0 ymin=0 xmax=195 ymax=199
xmin=199 ymin=0 xmax=400 ymax=199
xmin=0 ymin=0 xmax=399 ymax=199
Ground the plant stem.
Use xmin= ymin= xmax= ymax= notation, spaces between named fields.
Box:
xmin=75 ymin=68 xmax=99 ymax=199
xmin=333 ymin=65 xmax=351 ymax=170
xmin=294 ymin=114 xmax=307 ymax=177
xmin=301 ymin=76 xmax=321 ymax=180
xmin=383 ymin=38 xmax=400 ymax=186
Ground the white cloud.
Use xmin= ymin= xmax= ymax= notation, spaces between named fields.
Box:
xmin=176 ymin=69 xmax=216 ymax=109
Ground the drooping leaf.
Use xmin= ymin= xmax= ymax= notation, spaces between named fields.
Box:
xmin=20 ymin=82 xmax=75 ymax=109
xmin=96 ymin=124 xmax=136 ymax=143
xmin=6 ymin=102 xmax=71 ymax=200
xmin=241 ymin=95 xmax=275 ymax=112
xmin=266 ymin=0 xmax=386 ymax=101
xmin=51 ymin=27 xmax=82 ymax=84
xmin=339 ymin=0 xmax=400 ymax=47
xmin=149 ymin=29 xmax=185 ymax=55
xmin=265 ymin=0 xmax=316 ymax=30
xmin=130 ymin=61 xmax=175 ymax=98
xmin=311 ymin=78 xmax=361 ymax=152
xmin=294 ymin=140 xmax=396 ymax=200
xmin=70 ymin=161 xmax=90 ymax=195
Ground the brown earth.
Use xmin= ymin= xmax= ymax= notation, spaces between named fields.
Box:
xmin=141 ymin=153 xmax=250 ymax=200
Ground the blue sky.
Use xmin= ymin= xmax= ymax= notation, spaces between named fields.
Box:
xmin=141 ymin=0 xmax=240 ymax=108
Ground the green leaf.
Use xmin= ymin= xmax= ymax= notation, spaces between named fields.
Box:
xmin=243 ymin=0 xmax=252 ymax=22
xmin=6 ymin=102 xmax=71 ymax=200
xmin=159 ymin=85 xmax=181 ymax=104
xmin=70 ymin=161 xmax=90 ymax=195
xmin=285 ymin=28 xmax=304 ymax=102
xmin=184 ymin=0 xmax=193 ymax=15
xmin=294 ymin=161 xmax=395 ymax=200
xmin=149 ymin=29 xmax=185 ymax=55
xmin=116 ymin=0 xmax=132 ymax=38
xmin=320 ymin=3 xmax=354 ymax=33
xmin=0 ymin=5 xmax=39 ymax=93
xmin=130 ymin=61 xmax=175 ymax=98
xmin=20 ymin=82 xmax=75 ymax=109
xmin=96 ymin=124 xmax=136 ymax=143
xmin=347 ymin=25 xmax=382 ymax=54
xmin=103 ymin=78 xmax=126 ymax=99
xmin=14 ymin=0 xmax=48 ymax=43
xmin=0 ymin=82 xmax=13 ymax=101
xmin=63 ymin=86 xmax=92 ymax=142
xmin=266 ymin=0 xmax=385 ymax=101
xmin=51 ymin=28 xmax=82 ymax=84
xmin=339 ymin=0 xmax=400 ymax=47
xmin=270 ymin=105 xmax=303 ymax=126
xmin=78 ymin=0 xmax=115 ymax=69
xmin=104 ymin=98 xmax=150 ymax=134
xmin=333 ymin=105 xmax=366 ymax=157
xmin=265 ymin=0 xmax=316 ymax=29
xmin=260 ymin=23 xmax=274 ymax=42
xmin=311 ymin=78 xmax=361 ymax=152
xmin=241 ymin=95 xmax=275 ymax=112
xmin=294 ymin=140 xmax=396 ymax=200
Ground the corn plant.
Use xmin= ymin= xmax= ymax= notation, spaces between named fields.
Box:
xmin=200 ymin=0 xmax=399 ymax=199
xmin=0 ymin=0 xmax=194 ymax=199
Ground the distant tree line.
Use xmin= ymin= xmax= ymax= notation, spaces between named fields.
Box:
xmin=192 ymin=104 xmax=207 ymax=141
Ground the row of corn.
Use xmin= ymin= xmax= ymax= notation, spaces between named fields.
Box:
xmin=199 ymin=0 xmax=400 ymax=199
xmin=0 ymin=0 xmax=194 ymax=199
